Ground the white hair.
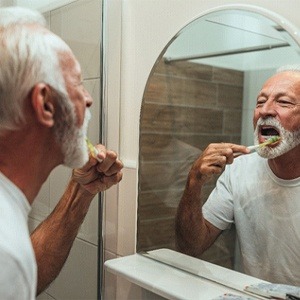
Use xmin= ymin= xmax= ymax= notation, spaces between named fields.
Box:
xmin=0 ymin=6 xmax=73 ymax=134
xmin=0 ymin=6 xmax=46 ymax=27
xmin=276 ymin=64 xmax=300 ymax=73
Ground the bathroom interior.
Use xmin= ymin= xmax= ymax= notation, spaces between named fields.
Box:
xmin=2 ymin=0 xmax=300 ymax=299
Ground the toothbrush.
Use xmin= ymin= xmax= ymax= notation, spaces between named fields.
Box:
xmin=233 ymin=136 xmax=281 ymax=157
xmin=85 ymin=137 xmax=103 ymax=162
xmin=247 ymin=136 xmax=281 ymax=153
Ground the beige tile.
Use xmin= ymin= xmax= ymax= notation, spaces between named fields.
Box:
xmin=50 ymin=0 xmax=101 ymax=79
xmin=141 ymin=103 xmax=223 ymax=134
xmin=139 ymin=160 xmax=192 ymax=191
xmin=223 ymin=109 xmax=243 ymax=135
xmin=137 ymin=218 xmax=175 ymax=251
xmin=77 ymin=195 xmax=99 ymax=245
xmin=104 ymin=250 xmax=118 ymax=262
xmin=49 ymin=165 xmax=72 ymax=210
xmin=47 ymin=238 xmax=98 ymax=299
xmin=140 ymin=134 xmax=201 ymax=162
xmin=155 ymin=61 xmax=213 ymax=81
xmin=30 ymin=178 xmax=50 ymax=222
xmin=117 ymin=167 xmax=137 ymax=256
xmin=213 ymin=67 xmax=244 ymax=86
xmin=144 ymin=74 xmax=217 ymax=107
xmin=104 ymin=186 xmax=119 ymax=254
xmin=42 ymin=12 xmax=50 ymax=29
xmin=28 ymin=216 xmax=41 ymax=233
xmin=138 ymin=190 xmax=180 ymax=220
xmin=218 ymin=84 xmax=243 ymax=109
xmin=37 ymin=292 xmax=55 ymax=300
xmin=137 ymin=134 xmax=231 ymax=156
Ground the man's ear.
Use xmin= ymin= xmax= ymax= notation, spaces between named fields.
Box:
xmin=31 ymin=83 xmax=55 ymax=127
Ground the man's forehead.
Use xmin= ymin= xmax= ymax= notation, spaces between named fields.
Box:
xmin=263 ymin=71 xmax=300 ymax=88
xmin=59 ymin=51 xmax=82 ymax=82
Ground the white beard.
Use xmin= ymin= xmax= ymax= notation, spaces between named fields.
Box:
xmin=254 ymin=117 xmax=300 ymax=159
xmin=62 ymin=108 xmax=91 ymax=168
xmin=53 ymin=96 xmax=91 ymax=169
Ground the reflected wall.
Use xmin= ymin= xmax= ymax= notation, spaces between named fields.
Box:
xmin=138 ymin=61 xmax=244 ymax=268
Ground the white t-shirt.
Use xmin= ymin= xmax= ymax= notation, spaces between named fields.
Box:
xmin=0 ymin=172 xmax=37 ymax=299
xmin=203 ymin=153 xmax=300 ymax=285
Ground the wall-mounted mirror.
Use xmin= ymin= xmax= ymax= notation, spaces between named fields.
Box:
xmin=137 ymin=7 xmax=300 ymax=275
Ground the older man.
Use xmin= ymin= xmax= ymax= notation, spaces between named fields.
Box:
xmin=0 ymin=6 xmax=123 ymax=298
xmin=176 ymin=66 xmax=300 ymax=285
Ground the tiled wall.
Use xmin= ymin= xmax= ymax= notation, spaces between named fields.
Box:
xmin=138 ymin=60 xmax=244 ymax=268
xmin=28 ymin=0 xmax=102 ymax=299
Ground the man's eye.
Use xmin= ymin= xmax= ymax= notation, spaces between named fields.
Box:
xmin=276 ymin=99 xmax=294 ymax=107
xmin=256 ymin=99 xmax=266 ymax=107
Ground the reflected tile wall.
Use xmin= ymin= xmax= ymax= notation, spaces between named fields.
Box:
xmin=28 ymin=0 xmax=102 ymax=299
xmin=138 ymin=61 xmax=244 ymax=268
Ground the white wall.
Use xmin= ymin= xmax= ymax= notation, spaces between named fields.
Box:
xmin=14 ymin=0 xmax=77 ymax=13
xmin=103 ymin=1 xmax=300 ymax=298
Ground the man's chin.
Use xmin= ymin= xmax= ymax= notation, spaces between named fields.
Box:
xmin=256 ymin=145 xmax=295 ymax=159
xmin=63 ymin=149 xmax=89 ymax=169
xmin=257 ymin=151 xmax=278 ymax=159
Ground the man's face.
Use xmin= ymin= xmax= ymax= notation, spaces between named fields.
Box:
xmin=54 ymin=51 xmax=93 ymax=168
xmin=253 ymin=71 xmax=300 ymax=159
xmin=60 ymin=51 xmax=92 ymax=128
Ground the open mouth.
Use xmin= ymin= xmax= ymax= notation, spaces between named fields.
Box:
xmin=260 ymin=126 xmax=280 ymax=143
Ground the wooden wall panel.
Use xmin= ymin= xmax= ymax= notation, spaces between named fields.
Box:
xmin=138 ymin=61 xmax=244 ymax=269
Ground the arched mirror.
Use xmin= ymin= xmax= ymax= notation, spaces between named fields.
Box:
xmin=137 ymin=7 xmax=300 ymax=273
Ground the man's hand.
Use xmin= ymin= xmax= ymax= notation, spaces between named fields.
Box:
xmin=72 ymin=144 xmax=123 ymax=195
xmin=189 ymin=143 xmax=249 ymax=185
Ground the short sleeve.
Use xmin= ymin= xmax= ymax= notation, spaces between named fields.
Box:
xmin=0 ymin=248 xmax=32 ymax=299
xmin=203 ymin=168 xmax=235 ymax=230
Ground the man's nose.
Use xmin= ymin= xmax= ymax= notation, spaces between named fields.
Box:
xmin=85 ymin=90 xmax=93 ymax=107
xmin=259 ymin=99 xmax=277 ymax=118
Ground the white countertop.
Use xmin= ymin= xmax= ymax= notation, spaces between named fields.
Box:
xmin=105 ymin=249 xmax=268 ymax=300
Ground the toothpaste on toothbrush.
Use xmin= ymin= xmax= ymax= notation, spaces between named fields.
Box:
xmin=247 ymin=135 xmax=281 ymax=153
xmin=85 ymin=137 xmax=103 ymax=163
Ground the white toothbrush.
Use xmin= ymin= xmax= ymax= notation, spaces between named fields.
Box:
xmin=234 ymin=136 xmax=281 ymax=157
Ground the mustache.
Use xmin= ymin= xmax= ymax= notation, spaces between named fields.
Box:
xmin=256 ymin=117 xmax=281 ymax=129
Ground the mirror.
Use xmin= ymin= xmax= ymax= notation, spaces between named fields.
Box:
xmin=137 ymin=7 xmax=300 ymax=274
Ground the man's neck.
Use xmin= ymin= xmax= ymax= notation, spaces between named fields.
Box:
xmin=268 ymin=146 xmax=300 ymax=180
xmin=0 ymin=129 xmax=61 ymax=204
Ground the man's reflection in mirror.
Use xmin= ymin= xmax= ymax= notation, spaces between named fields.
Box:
xmin=176 ymin=65 xmax=300 ymax=285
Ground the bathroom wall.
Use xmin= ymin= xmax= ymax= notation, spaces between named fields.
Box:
xmin=14 ymin=0 xmax=77 ymax=12
xmin=27 ymin=0 xmax=102 ymax=299
xmin=138 ymin=60 xmax=243 ymax=268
